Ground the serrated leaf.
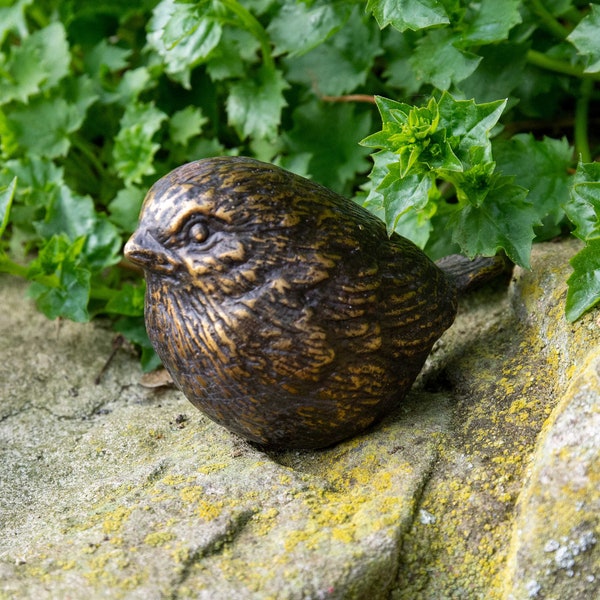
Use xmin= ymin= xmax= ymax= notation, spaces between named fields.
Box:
xmin=437 ymin=92 xmax=506 ymax=165
xmin=268 ymin=1 xmax=352 ymax=57
xmin=366 ymin=0 xmax=449 ymax=32
xmin=448 ymin=178 xmax=536 ymax=267
xmin=563 ymin=161 xmax=600 ymax=242
xmin=147 ymin=0 xmax=222 ymax=88
xmin=169 ymin=106 xmax=207 ymax=146
xmin=462 ymin=0 xmax=522 ymax=45
xmin=567 ymin=4 xmax=600 ymax=73
xmin=0 ymin=22 xmax=70 ymax=103
xmin=410 ymin=29 xmax=481 ymax=89
xmin=226 ymin=66 xmax=288 ymax=140
xmin=566 ymin=239 xmax=600 ymax=321
xmin=113 ymin=102 xmax=167 ymax=184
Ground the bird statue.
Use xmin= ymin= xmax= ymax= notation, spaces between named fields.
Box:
xmin=124 ymin=156 xmax=506 ymax=449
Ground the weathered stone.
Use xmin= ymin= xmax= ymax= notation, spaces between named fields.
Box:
xmin=0 ymin=239 xmax=598 ymax=599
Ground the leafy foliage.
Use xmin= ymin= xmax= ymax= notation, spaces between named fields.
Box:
xmin=1 ymin=1 xmax=600 ymax=371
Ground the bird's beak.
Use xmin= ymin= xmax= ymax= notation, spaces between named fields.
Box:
xmin=124 ymin=229 xmax=175 ymax=274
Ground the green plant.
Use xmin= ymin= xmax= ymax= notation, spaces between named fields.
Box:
xmin=0 ymin=0 xmax=599 ymax=369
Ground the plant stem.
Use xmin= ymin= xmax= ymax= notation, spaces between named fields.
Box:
xmin=220 ymin=0 xmax=274 ymax=70
xmin=575 ymin=79 xmax=593 ymax=163
xmin=70 ymin=134 xmax=107 ymax=180
xmin=526 ymin=50 xmax=600 ymax=80
xmin=526 ymin=0 xmax=571 ymax=39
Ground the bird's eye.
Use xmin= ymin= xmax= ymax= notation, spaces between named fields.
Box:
xmin=186 ymin=219 xmax=209 ymax=244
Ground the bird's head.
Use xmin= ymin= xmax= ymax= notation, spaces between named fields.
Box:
xmin=125 ymin=156 xmax=374 ymax=300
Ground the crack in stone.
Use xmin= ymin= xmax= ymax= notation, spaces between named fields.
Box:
xmin=171 ymin=508 xmax=258 ymax=596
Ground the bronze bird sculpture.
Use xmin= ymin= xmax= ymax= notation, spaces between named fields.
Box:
xmin=125 ymin=157 xmax=505 ymax=449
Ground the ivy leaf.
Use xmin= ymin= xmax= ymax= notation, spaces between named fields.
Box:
xmin=366 ymin=0 xmax=449 ymax=32
xmin=226 ymin=66 xmax=288 ymax=140
xmin=409 ymin=29 xmax=481 ymax=89
xmin=113 ymin=102 xmax=167 ymax=185
xmin=567 ymin=4 xmax=600 ymax=73
xmin=268 ymin=1 xmax=352 ymax=57
xmin=566 ymin=240 xmax=600 ymax=321
xmin=448 ymin=177 xmax=536 ymax=267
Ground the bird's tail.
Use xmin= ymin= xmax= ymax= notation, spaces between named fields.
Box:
xmin=435 ymin=254 xmax=513 ymax=293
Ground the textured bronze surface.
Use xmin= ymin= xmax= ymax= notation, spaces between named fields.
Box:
xmin=125 ymin=157 xmax=458 ymax=449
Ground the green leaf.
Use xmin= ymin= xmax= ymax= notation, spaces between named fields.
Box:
xmin=0 ymin=0 xmax=32 ymax=44
xmin=169 ymin=106 xmax=207 ymax=146
xmin=113 ymin=316 xmax=162 ymax=372
xmin=566 ymin=239 xmax=600 ymax=321
xmin=366 ymin=0 xmax=449 ymax=32
xmin=409 ymin=29 xmax=481 ymax=89
xmin=285 ymin=101 xmax=372 ymax=194
xmin=205 ymin=28 xmax=259 ymax=81
xmin=113 ymin=102 xmax=167 ymax=184
xmin=563 ymin=161 xmax=600 ymax=242
xmin=226 ymin=66 xmax=288 ymax=140
xmin=268 ymin=1 xmax=352 ymax=57
xmin=0 ymin=22 xmax=70 ymax=103
xmin=448 ymin=177 xmax=536 ymax=267
xmin=27 ymin=235 xmax=91 ymax=322
xmin=436 ymin=93 xmax=506 ymax=165
xmin=459 ymin=42 xmax=528 ymax=103
xmin=105 ymin=283 xmax=145 ymax=317
xmin=284 ymin=7 xmax=382 ymax=96
xmin=461 ymin=0 xmax=522 ymax=45
xmin=567 ymin=4 xmax=600 ymax=73
xmin=0 ymin=177 xmax=17 ymax=239
xmin=5 ymin=80 xmax=97 ymax=158
xmin=108 ymin=186 xmax=146 ymax=232
xmin=35 ymin=184 xmax=121 ymax=270
xmin=495 ymin=134 xmax=572 ymax=236
xmin=147 ymin=0 xmax=222 ymax=88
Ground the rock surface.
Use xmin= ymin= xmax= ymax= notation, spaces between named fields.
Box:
xmin=0 ymin=239 xmax=598 ymax=599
